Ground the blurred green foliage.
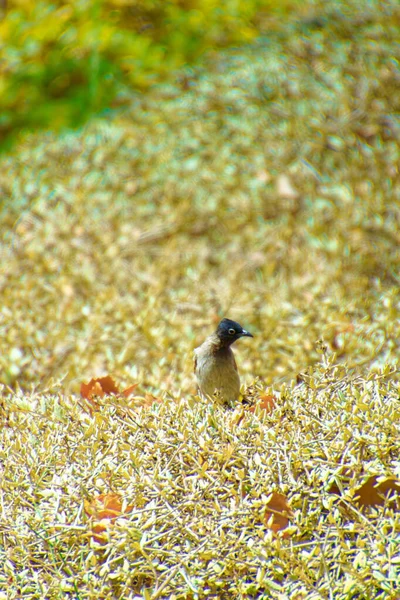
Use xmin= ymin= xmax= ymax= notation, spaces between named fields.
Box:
xmin=0 ymin=0 xmax=297 ymax=149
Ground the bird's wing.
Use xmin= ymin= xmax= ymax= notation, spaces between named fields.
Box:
xmin=193 ymin=348 xmax=198 ymax=374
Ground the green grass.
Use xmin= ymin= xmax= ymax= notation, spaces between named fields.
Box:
xmin=0 ymin=1 xmax=399 ymax=597
xmin=0 ymin=0 xmax=299 ymax=151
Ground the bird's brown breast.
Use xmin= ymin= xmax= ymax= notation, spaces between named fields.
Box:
xmin=194 ymin=338 xmax=241 ymax=403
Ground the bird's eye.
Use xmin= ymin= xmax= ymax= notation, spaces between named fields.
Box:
xmin=228 ymin=328 xmax=236 ymax=335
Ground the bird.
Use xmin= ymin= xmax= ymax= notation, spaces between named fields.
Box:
xmin=194 ymin=318 xmax=253 ymax=405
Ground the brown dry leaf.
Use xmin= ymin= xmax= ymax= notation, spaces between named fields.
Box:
xmin=122 ymin=384 xmax=139 ymax=397
xmin=80 ymin=376 xmax=159 ymax=411
xmin=264 ymin=492 xmax=293 ymax=536
xmin=248 ymin=395 xmax=276 ymax=414
xmin=354 ymin=476 xmax=400 ymax=509
xmin=80 ymin=376 xmax=120 ymax=400
xmin=84 ymin=492 xmax=131 ymax=519
xmin=84 ymin=493 xmax=134 ymax=543
xmin=329 ymin=470 xmax=400 ymax=509
xmin=80 ymin=377 xmax=139 ymax=412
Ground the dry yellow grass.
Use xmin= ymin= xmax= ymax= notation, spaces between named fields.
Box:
xmin=0 ymin=1 xmax=399 ymax=598
xmin=1 ymin=370 xmax=399 ymax=598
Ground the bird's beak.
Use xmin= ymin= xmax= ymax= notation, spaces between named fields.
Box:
xmin=241 ymin=329 xmax=253 ymax=338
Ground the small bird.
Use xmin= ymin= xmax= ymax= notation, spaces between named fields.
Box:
xmin=194 ymin=318 xmax=253 ymax=404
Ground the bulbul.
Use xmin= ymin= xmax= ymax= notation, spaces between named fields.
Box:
xmin=194 ymin=318 xmax=253 ymax=404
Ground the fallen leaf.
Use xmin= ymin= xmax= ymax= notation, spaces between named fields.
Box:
xmin=84 ymin=492 xmax=133 ymax=519
xmin=354 ymin=476 xmax=400 ymax=509
xmin=264 ymin=492 xmax=293 ymax=536
xmin=122 ymin=384 xmax=139 ymax=397
xmin=328 ymin=470 xmax=400 ymax=509
xmin=248 ymin=395 xmax=276 ymax=414
xmin=80 ymin=376 xmax=119 ymax=401
xmin=84 ymin=493 xmax=134 ymax=543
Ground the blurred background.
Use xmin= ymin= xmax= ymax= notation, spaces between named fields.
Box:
xmin=0 ymin=0 xmax=399 ymax=392
xmin=0 ymin=0 xmax=299 ymax=151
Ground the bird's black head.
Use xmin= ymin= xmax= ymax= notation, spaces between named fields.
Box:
xmin=216 ymin=318 xmax=253 ymax=347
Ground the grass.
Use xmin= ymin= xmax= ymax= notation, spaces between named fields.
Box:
xmin=0 ymin=0 xmax=399 ymax=597
xmin=1 ymin=371 xmax=399 ymax=598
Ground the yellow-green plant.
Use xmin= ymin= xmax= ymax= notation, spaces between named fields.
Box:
xmin=0 ymin=0 xmax=296 ymax=149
